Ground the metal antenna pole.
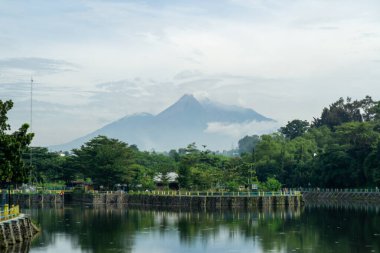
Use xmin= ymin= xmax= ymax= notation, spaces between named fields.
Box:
xmin=30 ymin=76 xmax=33 ymax=184
xmin=30 ymin=76 xmax=33 ymax=132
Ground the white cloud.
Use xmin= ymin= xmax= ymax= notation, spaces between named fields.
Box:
xmin=205 ymin=120 xmax=282 ymax=138
xmin=1 ymin=0 xmax=380 ymax=146
xmin=0 ymin=57 xmax=78 ymax=74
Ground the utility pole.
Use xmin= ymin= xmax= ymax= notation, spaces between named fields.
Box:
xmin=29 ymin=76 xmax=33 ymax=185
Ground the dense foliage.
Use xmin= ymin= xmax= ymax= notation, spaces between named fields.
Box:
xmin=0 ymin=100 xmax=34 ymax=187
xmin=3 ymin=96 xmax=380 ymax=190
xmin=253 ymin=96 xmax=380 ymax=188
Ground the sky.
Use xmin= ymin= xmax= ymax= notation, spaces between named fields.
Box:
xmin=1 ymin=0 xmax=380 ymax=147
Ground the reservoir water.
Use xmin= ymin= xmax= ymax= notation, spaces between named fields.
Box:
xmin=20 ymin=204 xmax=380 ymax=253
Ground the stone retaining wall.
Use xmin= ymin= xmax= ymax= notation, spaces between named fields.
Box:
xmin=302 ymin=191 xmax=380 ymax=204
xmin=9 ymin=194 xmax=64 ymax=207
xmin=73 ymin=193 xmax=302 ymax=209
xmin=0 ymin=215 xmax=39 ymax=249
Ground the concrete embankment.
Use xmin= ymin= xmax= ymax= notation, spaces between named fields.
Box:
xmin=302 ymin=191 xmax=380 ymax=204
xmin=8 ymin=194 xmax=64 ymax=207
xmin=0 ymin=215 xmax=39 ymax=249
xmin=72 ymin=192 xmax=303 ymax=209
xmin=11 ymin=190 xmax=380 ymax=208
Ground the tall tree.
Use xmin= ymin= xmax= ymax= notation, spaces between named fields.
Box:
xmin=0 ymin=100 xmax=34 ymax=186
xmin=23 ymin=147 xmax=67 ymax=183
xmin=238 ymin=135 xmax=260 ymax=155
xmin=254 ymin=134 xmax=284 ymax=181
xmin=364 ymin=142 xmax=380 ymax=186
xmin=312 ymin=97 xmax=362 ymax=129
xmin=71 ymin=135 xmax=135 ymax=189
xmin=312 ymin=96 xmax=380 ymax=129
xmin=178 ymin=143 xmax=199 ymax=189
xmin=280 ymin=119 xmax=310 ymax=140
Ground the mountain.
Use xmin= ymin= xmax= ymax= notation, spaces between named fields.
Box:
xmin=50 ymin=94 xmax=275 ymax=151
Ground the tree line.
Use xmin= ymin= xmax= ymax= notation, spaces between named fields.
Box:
xmin=241 ymin=96 xmax=380 ymax=188
xmin=1 ymin=96 xmax=379 ymax=191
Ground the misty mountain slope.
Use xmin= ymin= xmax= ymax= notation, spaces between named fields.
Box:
xmin=155 ymin=94 xmax=208 ymax=128
xmin=50 ymin=94 xmax=275 ymax=151
xmin=200 ymin=98 xmax=272 ymax=123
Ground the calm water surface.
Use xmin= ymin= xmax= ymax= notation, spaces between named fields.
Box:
xmin=19 ymin=204 xmax=380 ymax=253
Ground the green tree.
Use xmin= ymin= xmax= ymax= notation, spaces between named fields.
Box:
xmin=238 ymin=135 xmax=260 ymax=155
xmin=311 ymin=96 xmax=380 ymax=129
xmin=280 ymin=119 xmax=310 ymax=140
xmin=261 ymin=177 xmax=282 ymax=191
xmin=0 ymin=100 xmax=34 ymax=186
xmin=178 ymin=143 xmax=199 ymax=189
xmin=71 ymin=135 xmax=135 ymax=189
xmin=335 ymin=122 xmax=380 ymax=186
xmin=254 ymin=134 xmax=284 ymax=181
xmin=313 ymin=144 xmax=353 ymax=187
xmin=282 ymin=137 xmax=317 ymax=187
xmin=23 ymin=147 xmax=68 ymax=183
xmin=364 ymin=142 xmax=380 ymax=186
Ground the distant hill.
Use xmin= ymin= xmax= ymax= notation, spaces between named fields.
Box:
xmin=50 ymin=94 xmax=275 ymax=151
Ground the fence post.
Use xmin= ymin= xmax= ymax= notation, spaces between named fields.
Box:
xmin=4 ymin=204 xmax=9 ymax=219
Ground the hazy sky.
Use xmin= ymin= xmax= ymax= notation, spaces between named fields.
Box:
xmin=1 ymin=0 xmax=380 ymax=147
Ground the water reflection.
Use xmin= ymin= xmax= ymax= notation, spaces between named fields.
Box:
xmin=12 ymin=204 xmax=380 ymax=253
xmin=2 ymin=242 xmax=30 ymax=253
xmin=305 ymin=199 xmax=380 ymax=212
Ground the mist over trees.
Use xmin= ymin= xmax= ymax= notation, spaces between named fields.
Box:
xmin=238 ymin=135 xmax=260 ymax=155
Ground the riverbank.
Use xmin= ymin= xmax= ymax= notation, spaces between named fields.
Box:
xmin=71 ymin=191 xmax=303 ymax=209
xmin=302 ymin=190 xmax=380 ymax=204
xmin=5 ymin=190 xmax=303 ymax=208
xmin=7 ymin=189 xmax=380 ymax=209
xmin=10 ymin=193 xmax=64 ymax=206
xmin=0 ymin=214 xmax=39 ymax=249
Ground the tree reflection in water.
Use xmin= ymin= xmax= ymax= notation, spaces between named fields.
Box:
xmin=16 ymin=204 xmax=380 ymax=253
xmin=2 ymin=241 xmax=31 ymax=253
